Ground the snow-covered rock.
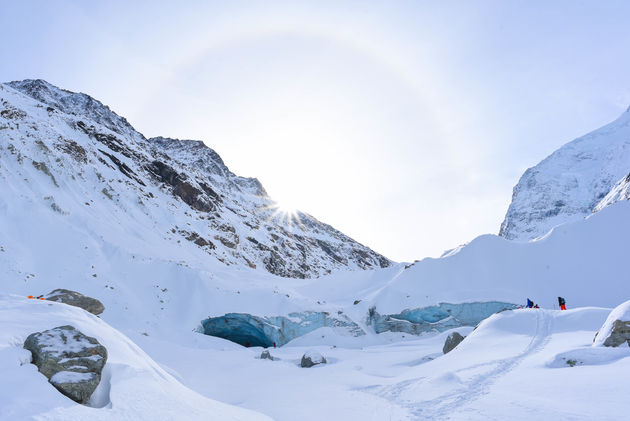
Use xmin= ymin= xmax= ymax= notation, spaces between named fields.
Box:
xmin=300 ymin=350 xmax=326 ymax=367
xmin=499 ymin=107 xmax=630 ymax=241
xmin=24 ymin=325 xmax=107 ymax=403
xmin=0 ymin=79 xmax=390 ymax=280
xmin=593 ymin=300 xmax=630 ymax=347
xmin=45 ymin=289 xmax=105 ymax=315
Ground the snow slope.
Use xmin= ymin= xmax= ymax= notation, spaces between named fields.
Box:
xmin=0 ymin=294 xmax=271 ymax=421
xmin=499 ymin=107 xmax=630 ymax=240
xmin=0 ymin=79 xmax=390 ymax=281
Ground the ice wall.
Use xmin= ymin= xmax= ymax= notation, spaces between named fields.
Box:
xmin=369 ymin=302 xmax=516 ymax=335
xmin=200 ymin=311 xmax=364 ymax=347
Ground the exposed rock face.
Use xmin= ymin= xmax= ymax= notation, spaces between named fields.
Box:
xmin=593 ymin=300 xmax=630 ymax=347
xmin=443 ymin=332 xmax=465 ymax=354
xmin=600 ymin=320 xmax=630 ymax=347
xmin=369 ymin=302 xmax=516 ymax=335
xmin=260 ymin=350 xmax=274 ymax=360
xmin=45 ymin=289 xmax=105 ymax=315
xmin=499 ymin=107 xmax=630 ymax=241
xmin=201 ymin=311 xmax=364 ymax=347
xmin=23 ymin=325 xmax=107 ymax=404
xmin=593 ymin=172 xmax=630 ymax=212
xmin=301 ymin=350 xmax=326 ymax=368
xmin=0 ymin=79 xmax=391 ymax=279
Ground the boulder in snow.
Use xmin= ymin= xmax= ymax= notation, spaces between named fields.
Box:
xmin=260 ymin=350 xmax=274 ymax=360
xmin=45 ymin=289 xmax=105 ymax=315
xmin=300 ymin=350 xmax=326 ymax=367
xmin=23 ymin=325 xmax=108 ymax=403
xmin=593 ymin=300 xmax=630 ymax=347
xmin=443 ymin=332 xmax=465 ymax=354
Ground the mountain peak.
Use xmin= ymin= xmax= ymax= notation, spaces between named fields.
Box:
xmin=499 ymin=108 xmax=630 ymax=240
xmin=149 ymin=136 xmax=267 ymax=197
xmin=5 ymin=78 xmax=139 ymax=139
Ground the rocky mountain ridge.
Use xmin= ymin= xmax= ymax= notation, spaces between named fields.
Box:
xmin=0 ymin=79 xmax=390 ymax=279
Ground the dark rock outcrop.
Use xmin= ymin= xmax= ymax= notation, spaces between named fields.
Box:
xmin=600 ymin=320 xmax=630 ymax=347
xmin=146 ymin=160 xmax=217 ymax=212
xmin=45 ymin=289 xmax=105 ymax=315
xmin=24 ymin=325 xmax=107 ymax=404
xmin=443 ymin=331 xmax=465 ymax=354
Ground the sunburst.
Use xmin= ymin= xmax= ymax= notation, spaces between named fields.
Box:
xmin=262 ymin=200 xmax=304 ymax=230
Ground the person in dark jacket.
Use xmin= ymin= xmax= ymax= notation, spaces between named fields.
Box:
xmin=558 ymin=296 xmax=566 ymax=310
xmin=527 ymin=298 xmax=534 ymax=308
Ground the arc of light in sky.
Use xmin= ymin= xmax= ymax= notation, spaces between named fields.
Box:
xmin=137 ymin=19 xmax=457 ymax=145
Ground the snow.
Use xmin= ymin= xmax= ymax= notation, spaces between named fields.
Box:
xmin=33 ymin=327 xmax=99 ymax=357
xmin=593 ymin=299 xmax=630 ymax=347
xmin=50 ymin=371 xmax=95 ymax=384
xmin=58 ymin=355 xmax=103 ymax=364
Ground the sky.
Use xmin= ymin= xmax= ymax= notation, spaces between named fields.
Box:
xmin=2 ymin=0 xmax=630 ymax=262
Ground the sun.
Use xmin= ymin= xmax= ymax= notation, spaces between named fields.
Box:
xmin=264 ymin=199 xmax=303 ymax=228
xmin=275 ymin=201 xmax=298 ymax=216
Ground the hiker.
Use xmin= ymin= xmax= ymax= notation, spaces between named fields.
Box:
xmin=558 ymin=296 xmax=566 ymax=310
xmin=534 ymin=304 xmax=540 ymax=309
xmin=526 ymin=298 xmax=534 ymax=308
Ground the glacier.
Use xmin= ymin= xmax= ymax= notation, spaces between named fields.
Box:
xmin=200 ymin=302 xmax=516 ymax=347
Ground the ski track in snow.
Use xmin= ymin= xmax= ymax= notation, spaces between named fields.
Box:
xmin=367 ymin=310 xmax=554 ymax=420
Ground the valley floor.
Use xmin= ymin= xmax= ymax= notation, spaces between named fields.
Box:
xmin=3 ymin=293 xmax=629 ymax=420
xmin=131 ymin=307 xmax=629 ymax=421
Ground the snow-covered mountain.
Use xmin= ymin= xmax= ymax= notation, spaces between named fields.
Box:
xmin=499 ymin=107 xmax=630 ymax=240
xmin=0 ymin=79 xmax=390 ymax=279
